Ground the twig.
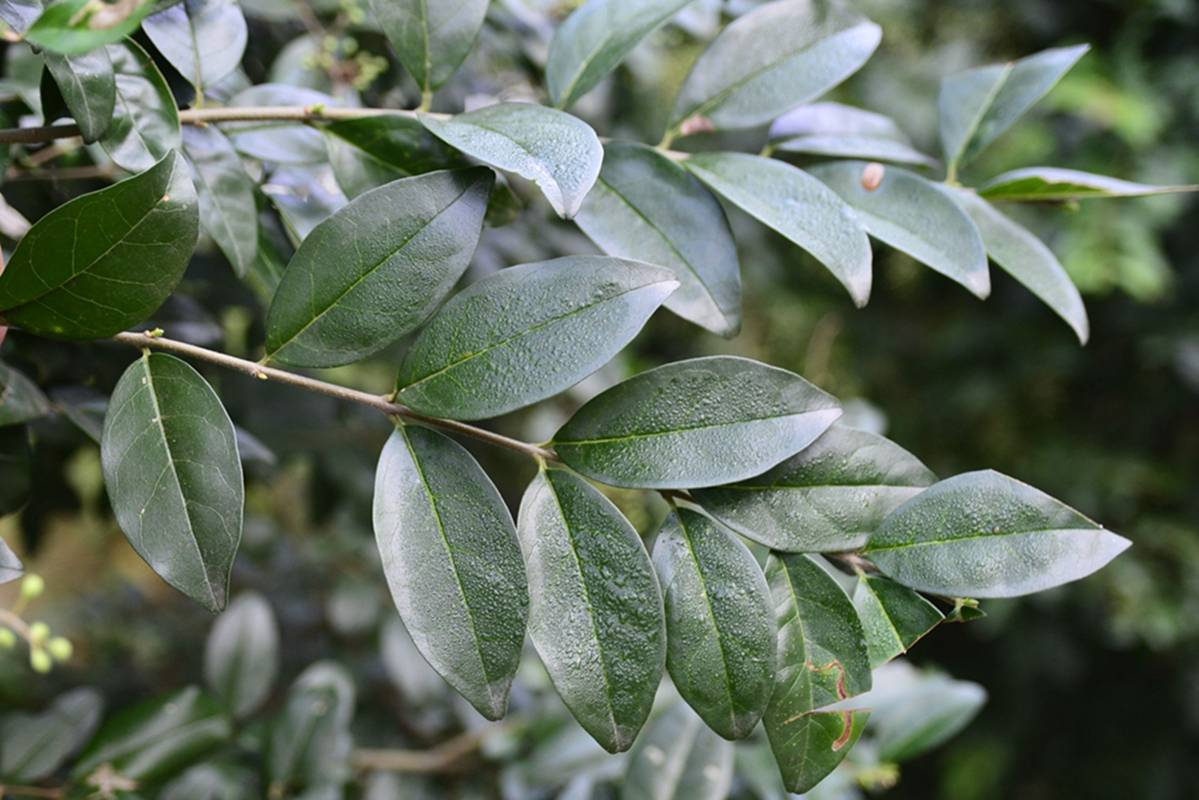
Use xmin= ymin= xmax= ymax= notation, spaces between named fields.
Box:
xmin=109 ymin=330 xmax=559 ymax=464
xmin=0 ymin=785 xmax=65 ymax=799
xmin=352 ymin=727 xmax=490 ymax=773
xmin=0 ymin=607 xmax=33 ymax=643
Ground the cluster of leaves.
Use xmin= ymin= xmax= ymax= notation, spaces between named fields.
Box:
xmin=0 ymin=0 xmax=1185 ymax=795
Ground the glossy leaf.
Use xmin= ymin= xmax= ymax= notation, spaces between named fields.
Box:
xmin=0 ymin=536 xmax=21 ymax=582
xmin=0 ymin=0 xmax=42 ymax=34
xmin=143 ymin=0 xmax=248 ymax=92
xmin=516 ymin=467 xmax=664 ymax=753
xmin=26 ymin=0 xmax=158 ymax=55
xmin=547 ymin=0 xmax=694 ymax=110
xmin=978 ymin=166 xmax=1199 ymax=203
xmin=684 ymin=152 xmax=872 ymax=307
xmin=621 ymin=702 xmax=734 ymax=800
xmin=0 ymin=152 xmax=198 ymax=340
xmin=396 ymin=255 xmax=677 ymax=420
xmin=652 ymin=508 xmax=775 ymax=740
xmin=554 ymin=356 xmax=841 ymax=490
xmin=268 ymin=662 xmax=355 ymax=792
xmin=866 ymin=470 xmax=1131 ymax=598
xmin=668 ymin=0 xmax=881 ymax=132
xmin=101 ymin=353 xmax=244 ymax=613
xmin=768 ymin=102 xmax=936 ymax=166
xmin=0 ymin=688 xmax=103 ymax=782
xmin=205 ymin=591 xmax=279 ymax=718
xmin=763 ymin=554 xmax=871 ymax=794
xmin=225 ymin=84 xmax=335 ymax=164
xmin=323 ymin=115 xmax=467 ymax=198
xmin=809 ymin=160 xmax=990 ymax=298
xmin=0 ymin=360 xmax=51 ymax=427
xmin=264 ymin=168 xmax=492 ymax=367
xmin=367 ymin=0 xmax=488 ymax=94
xmin=73 ymin=686 xmax=231 ymax=784
xmin=372 ymin=425 xmax=528 ymax=720
xmin=952 ymin=188 xmax=1088 ymax=343
xmin=101 ymin=39 xmax=181 ymax=172
xmin=183 ymin=125 xmax=258 ymax=277
xmin=692 ymin=426 xmax=935 ymax=552
xmin=853 ymin=575 xmax=943 ymax=668
xmin=420 ymin=103 xmax=603 ymax=218
xmin=44 ymin=49 xmax=115 ymax=142
xmin=940 ymin=45 xmax=1088 ymax=172
xmin=575 ymin=142 xmax=741 ymax=336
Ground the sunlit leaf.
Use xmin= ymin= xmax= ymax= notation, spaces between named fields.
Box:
xmin=978 ymin=166 xmax=1199 ymax=203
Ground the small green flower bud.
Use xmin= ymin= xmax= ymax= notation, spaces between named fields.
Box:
xmin=28 ymin=621 xmax=50 ymax=644
xmin=0 ymin=628 xmax=15 ymax=648
xmin=47 ymin=636 xmax=74 ymax=661
xmin=21 ymin=574 xmax=45 ymax=599
xmin=30 ymin=647 xmax=52 ymax=673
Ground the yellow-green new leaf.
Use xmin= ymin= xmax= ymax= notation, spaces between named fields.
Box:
xmin=373 ymin=425 xmax=528 ymax=720
xmin=101 ymin=353 xmax=244 ymax=613
xmin=978 ymin=166 xmax=1199 ymax=203
xmin=621 ymin=702 xmax=734 ymax=800
xmin=668 ymin=0 xmax=880 ymax=133
xmin=547 ymin=0 xmax=695 ymax=110
xmin=810 ymin=160 xmax=990 ymax=298
xmin=763 ymin=554 xmax=871 ymax=794
xmin=866 ymin=470 xmax=1131 ymax=598
xmin=692 ymin=426 xmax=935 ymax=553
xmin=555 ymin=356 xmax=841 ymax=490
xmin=653 ymin=509 xmax=775 ymax=740
xmin=575 ymin=142 xmax=742 ymax=337
xmin=517 ymin=468 xmax=664 ymax=753
xmin=952 ymin=188 xmax=1088 ymax=343
xmin=420 ymin=103 xmax=602 ymax=218
xmin=396 ymin=256 xmax=678 ymax=421
xmin=0 ymin=152 xmax=198 ymax=340
xmin=264 ymin=168 xmax=492 ymax=367
xmin=684 ymin=152 xmax=872 ymax=308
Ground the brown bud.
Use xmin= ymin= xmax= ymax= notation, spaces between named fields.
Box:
xmin=861 ymin=162 xmax=885 ymax=191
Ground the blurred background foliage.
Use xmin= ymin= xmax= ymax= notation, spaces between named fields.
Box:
xmin=1 ymin=0 xmax=1197 ymax=798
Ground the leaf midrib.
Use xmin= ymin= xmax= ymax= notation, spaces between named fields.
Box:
xmin=866 ymin=525 xmax=1100 ymax=553
xmin=556 ymin=407 xmax=835 ymax=448
xmin=678 ymin=516 xmax=739 ymax=733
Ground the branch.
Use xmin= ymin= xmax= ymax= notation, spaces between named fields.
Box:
xmin=352 ymin=727 xmax=490 ymax=773
xmin=110 ymin=330 xmax=558 ymax=464
xmin=0 ymin=105 xmax=448 ymax=145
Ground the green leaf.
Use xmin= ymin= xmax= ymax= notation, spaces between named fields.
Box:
xmin=26 ymin=0 xmax=158 ymax=55
xmin=867 ymin=663 xmax=986 ymax=762
xmin=768 ymin=102 xmax=936 ymax=167
xmin=978 ymin=166 xmax=1199 ymax=203
xmin=204 ymin=591 xmax=279 ymax=718
xmin=951 ymin=188 xmax=1088 ymax=344
xmin=668 ymin=0 xmax=880 ymax=133
xmin=44 ymin=48 xmax=115 ymax=142
xmin=554 ymin=356 xmax=841 ymax=490
xmin=143 ymin=0 xmax=248 ymax=93
xmin=0 ymin=687 xmax=103 ymax=782
xmin=0 ymin=427 xmax=32 ymax=518
xmin=516 ymin=467 xmax=664 ymax=753
xmin=396 ymin=255 xmax=677 ymax=420
xmin=652 ymin=508 xmax=775 ymax=740
xmin=546 ymin=0 xmax=694 ymax=110
xmin=420 ymin=103 xmax=603 ymax=218
xmin=940 ymin=44 xmax=1088 ymax=173
xmin=0 ymin=360 xmax=51 ymax=427
xmin=684 ymin=152 xmax=872 ymax=307
xmin=100 ymin=39 xmax=181 ymax=172
xmin=852 ymin=575 xmax=943 ymax=668
xmin=101 ymin=353 xmax=244 ymax=613
xmin=267 ymin=662 xmax=355 ymax=793
xmin=621 ymin=702 xmax=734 ymax=800
xmin=809 ymin=160 xmax=990 ymax=298
xmin=0 ymin=151 xmax=198 ymax=340
xmin=692 ymin=426 xmax=935 ymax=553
xmin=367 ymin=0 xmax=488 ymax=95
xmin=575 ymin=141 xmax=741 ymax=336
xmin=161 ymin=763 xmax=259 ymax=800
xmin=225 ymin=84 xmax=335 ymax=164
xmin=322 ymin=115 xmax=467 ymax=199
xmin=373 ymin=425 xmax=528 ymax=720
xmin=183 ymin=125 xmax=258 ymax=277
xmin=763 ymin=554 xmax=871 ymax=795
xmin=866 ymin=469 xmax=1131 ymax=598
xmin=0 ymin=535 xmax=22 ymax=582
xmin=264 ymin=168 xmax=492 ymax=368
xmin=73 ymin=686 xmax=231 ymax=785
